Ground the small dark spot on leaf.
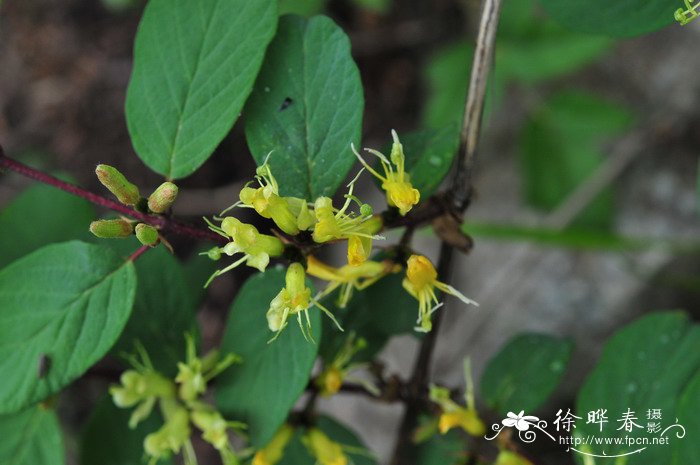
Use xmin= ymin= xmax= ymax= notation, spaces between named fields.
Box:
xmin=279 ymin=97 xmax=293 ymax=111
xmin=38 ymin=354 xmax=51 ymax=378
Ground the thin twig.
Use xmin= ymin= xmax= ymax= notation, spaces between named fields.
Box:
xmin=390 ymin=1 xmax=502 ymax=463
xmin=127 ymin=245 xmax=151 ymax=262
xmin=0 ymin=145 xmax=227 ymax=245
xmin=450 ymin=0 xmax=503 ymax=212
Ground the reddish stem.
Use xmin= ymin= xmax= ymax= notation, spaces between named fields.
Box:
xmin=0 ymin=146 xmax=227 ymax=245
xmin=127 ymin=245 xmax=151 ymax=262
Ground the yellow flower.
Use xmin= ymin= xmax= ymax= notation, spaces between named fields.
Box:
xmin=430 ymin=359 xmax=485 ymax=437
xmin=353 ymin=130 xmax=420 ymax=216
xmin=304 ymin=429 xmax=348 ymax=465
xmin=237 ymin=159 xmax=313 ymax=235
xmin=307 ymin=255 xmax=399 ymax=308
xmin=204 ymin=216 xmax=285 ymax=286
xmin=402 ymin=254 xmax=477 ymax=332
xmin=314 ymin=332 xmax=376 ymax=397
xmin=175 ymin=334 xmax=241 ymax=402
xmin=311 ymin=174 xmax=383 ymax=266
xmin=266 ymin=263 xmax=342 ymax=342
xmin=252 ymin=424 xmax=294 ymax=465
xmin=144 ymin=403 xmax=191 ymax=458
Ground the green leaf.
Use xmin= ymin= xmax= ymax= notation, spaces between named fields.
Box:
xmin=0 ymin=405 xmax=65 ymax=465
xmin=481 ymin=333 xmax=573 ymax=415
xmin=126 ymin=0 xmax=277 ymax=179
xmin=245 ymin=15 xmax=364 ymax=200
xmin=575 ymin=312 xmax=700 ymax=464
xmin=538 ymin=0 xmax=677 ymax=37
xmin=112 ymin=247 xmax=198 ymax=376
xmin=278 ymin=416 xmax=377 ymax=465
xmin=415 ymin=429 xmax=467 ymax=465
xmin=676 ymin=371 xmax=700 ymax=462
xmin=399 ymin=124 xmax=460 ymax=198
xmin=216 ymin=268 xmax=320 ymax=447
xmin=81 ymin=396 xmax=173 ymax=465
xmin=0 ymin=241 xmax=136 ymax=414
xmin=352 ymin=0 xmax=390 ymax=13
xmin=520 ymin=90 xmax=633 ymax=230
xmin=0 ymin=184 xmax=94 ymax=268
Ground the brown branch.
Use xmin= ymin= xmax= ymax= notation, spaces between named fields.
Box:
xmin=0 ymin=145 xmax=227 ymax=245
xmin=390 ymin=0 xmax=502 ymax=463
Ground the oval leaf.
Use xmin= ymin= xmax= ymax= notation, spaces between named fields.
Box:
xmin=126 ymin=0 xmax=278 ymax=179
xmin=245 ymin=14 xmax=364 ymax=200
xmin=0 ymin=241 xmax=136 ymax=414
xmin=538 ymin=0 xmax=677 ymax=37
xmin=111 ymin=247 xmax=198 ymax=376
xmin=481 ymin=333 xmax=573 ymax=415
xmin=0 ymin=184 xmax=94 ymax=268
xmin=575 ymin=312 xmax=700 ymax=464
xmin=0 ymin=406 xmax=65 ymax=465
xmin=215 ymin=268 xmax=320 ymax=447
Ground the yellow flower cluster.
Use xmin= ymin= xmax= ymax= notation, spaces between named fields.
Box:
xmin=253 ymin=424 xmax=354 ymax=465
xmin=202 ymin=131 xmax=476 ymax=341
xmin=110 ymin=338 xmax=242 ymax=465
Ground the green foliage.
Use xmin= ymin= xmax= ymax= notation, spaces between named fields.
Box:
xmin=676 ymin=371 xmax=700 ymax=462
xmin=0 ymin=405 xmax=65 ymax=465
xmin=0 ymin=241 xmax=136 ymax=414
xmin=576 ymin=312 xmax=700 ymax=464
xmin=126 ymin=0 xmax=277 ymax=179
xmin=520 ymin=90 xmax=633 ymax=230
xmin=481 ymin=334 xmax=573 ymax=415
xmin=414 ymin=429 xmax=467 ymax=465
xmin=423 ymin=0 xmax=611 ymax=128
xmin=111 ymin=247 xmax=199 ymax=376
xmin=216 ymin=268 xmax=320 ymax=447
xmin=245 ymin=14 xmax=364 ymax=200
xmin=81 ymin=396 xmax=173 ymax=465
xmin=0 ymin=184 xmax=94 ymax=268
xmin=398 ymin=124 xmax=460 ymax=198
xmin=278 ymin=415 xmax=377 ymax=465
xmin=538 ymin=0 xmax=678 ymax=37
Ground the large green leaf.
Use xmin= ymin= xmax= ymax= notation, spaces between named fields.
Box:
xmin=415 ymin=429 xmax=467 ymax=465
xmin=81 ymin=396 xmax=173 ymax=465
xmin=126 ymin=0 xmax=277 ymax=179
xmin=0 ymin=405 xmax=65 ymax=465
xmin=279 ymin=0 xmax=326 ymax=16
xmin=481 ymin=333 xmax=573 ymax=415
xmin=520 ymin=90 xmax=633 ymax=230
xmin=538 ymin=0 xmax=677 ymax=37
xmin=676 ymin=371 xmax=700 ymax=462
xmin=0 ymin=241 xmax=136 ymax=414
xmin=575 ymin=312 xmax=700 ymax=464
xmin=278 ymin=416 xmax=376 ymax=465
xmin=216 ymin=268 xmax=320 ymax=447
xmin=0 ymin=184 xmax=94 ymax=268
xmin=112 ymin=247 xmax=198 ymax=376
xmin=245 ymin=14 xmax=364 ymax=200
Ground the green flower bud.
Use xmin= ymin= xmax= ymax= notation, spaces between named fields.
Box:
xmin=148 ymin=182 xmax=179 ymax=213
xmin=90 ymin=219 xmax=133 ymax=238
xmin=360 ymin=203 xmax=373 ymax=217
xmin=135 ymin=223 xmax=159 ymax=246
xmin=95 ymin=164 xmax=140 ymax=206
xmin=206 ymin=247 xmax=222 ymax=261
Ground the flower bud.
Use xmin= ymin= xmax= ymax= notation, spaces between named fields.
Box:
xmin=135 ymin=223 xmax=159 ymax=246
xmin=206 ymin=247 xmax=222 ymax=261
xmin=148 ymin=182 xmax=178 ymax=213
xmin=90 ymin=219 xmax=133 ymax=238
xmin=95 ymin=164 xmax=140 ymax=206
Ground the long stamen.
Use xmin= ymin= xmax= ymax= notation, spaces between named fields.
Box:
xmin=352 ymin=144 xmax=386 ymax=181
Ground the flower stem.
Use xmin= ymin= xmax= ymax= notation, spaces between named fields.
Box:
xmin=0 ymin=145 xmax=227 ymax=245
